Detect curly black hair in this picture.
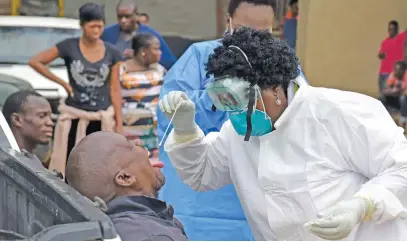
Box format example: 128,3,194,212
206,27,299,90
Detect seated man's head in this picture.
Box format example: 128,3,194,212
2,91,53,153
66,131,165,202
394,61,406,79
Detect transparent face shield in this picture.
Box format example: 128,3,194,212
207,75,260,141
207,45,254,112
206,76,255,112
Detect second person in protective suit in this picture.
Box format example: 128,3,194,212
159,27,407,240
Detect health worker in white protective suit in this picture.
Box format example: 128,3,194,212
158,27,407,241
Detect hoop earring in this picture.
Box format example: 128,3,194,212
276,96,282,106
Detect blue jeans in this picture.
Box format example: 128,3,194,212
381,95,407,122
378,73,390,96
400,96,407,122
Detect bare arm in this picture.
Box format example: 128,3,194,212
378,40,386,60
110,62,123,133
28,46,72,96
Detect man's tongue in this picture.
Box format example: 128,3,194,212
151,161,164,168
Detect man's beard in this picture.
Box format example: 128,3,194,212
120,22,136,34
153,175,166,198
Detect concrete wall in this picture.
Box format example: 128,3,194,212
63,0,116,23
64,0,219,39
297,0,407,97
0,0,10,15
137,0,218,39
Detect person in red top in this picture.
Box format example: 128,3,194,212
381,61,407,129
378,20,406,95
283,0,299,50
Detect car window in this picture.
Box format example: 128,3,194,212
0,125,9,147
0,82,20,108
0,111,19,151
0,26,81,66
0,75,34,108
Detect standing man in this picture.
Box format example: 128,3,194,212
283,0,298,50
156,0,307,240
378,20,406,96
2,91,54,168
138,13,149,25
101,0,176,70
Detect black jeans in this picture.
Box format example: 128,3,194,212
381,95,407,121
67,119,102,159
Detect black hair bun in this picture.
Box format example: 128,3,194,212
206,27,299,90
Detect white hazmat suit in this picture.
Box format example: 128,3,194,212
160,84,407,240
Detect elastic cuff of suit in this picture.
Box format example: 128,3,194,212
355,196,375,221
